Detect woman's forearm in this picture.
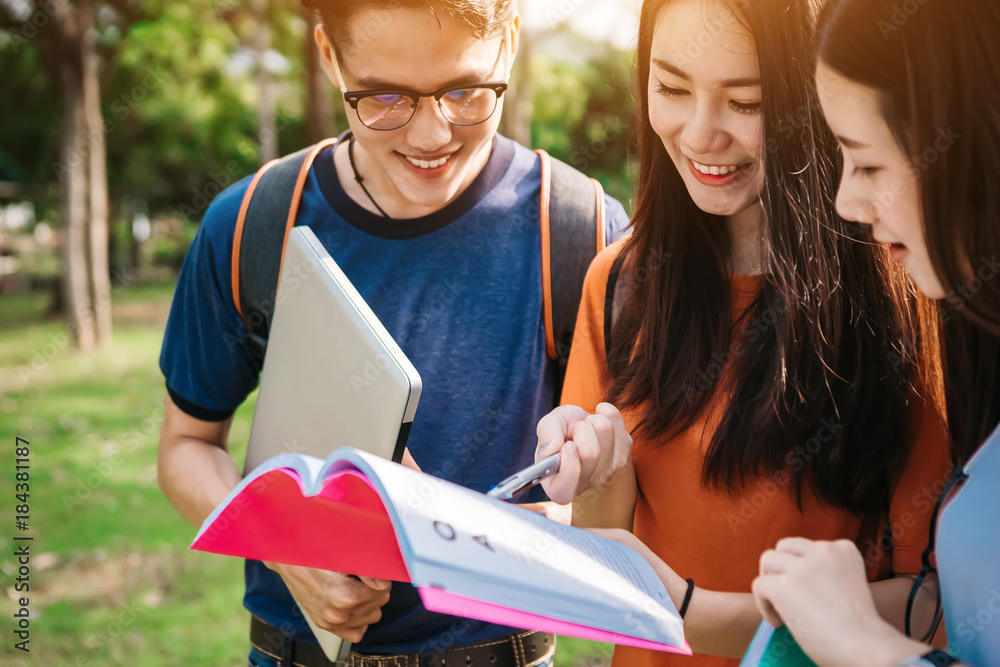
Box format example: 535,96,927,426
571,463,637,530
682,588,762,657
609,530,762,657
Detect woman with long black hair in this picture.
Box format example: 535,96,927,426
751,1,1000,665
532,0,952,665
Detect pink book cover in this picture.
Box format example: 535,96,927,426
191,450,690,655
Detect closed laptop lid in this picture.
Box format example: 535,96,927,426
243,226,421,474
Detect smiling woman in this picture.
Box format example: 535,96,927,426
646,1,764,236
747,2,1000,666
530,0,953,666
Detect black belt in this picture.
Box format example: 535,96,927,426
250,616,555,667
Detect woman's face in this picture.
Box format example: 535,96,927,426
816,62,947,299
647,0,765,219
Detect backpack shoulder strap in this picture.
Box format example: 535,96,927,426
231,139,337,353
536,148,607,402
604,252,627,365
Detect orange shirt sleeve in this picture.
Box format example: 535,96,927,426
559,241,625,411
885,396,953,576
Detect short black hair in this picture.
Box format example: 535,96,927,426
303,0,513,48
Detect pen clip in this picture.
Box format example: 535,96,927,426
486,453,561,501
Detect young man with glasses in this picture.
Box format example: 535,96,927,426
156,2,630,666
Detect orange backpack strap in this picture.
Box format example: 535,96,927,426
535,148,607,404
232,138,338,353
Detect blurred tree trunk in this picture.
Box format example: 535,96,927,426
302,4,336,143
1,0,141,349
82,0,112,345
254,0,278,163
50,0,99,350
58,46,97,350
501,28,533,147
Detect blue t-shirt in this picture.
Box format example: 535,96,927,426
159,134,630,654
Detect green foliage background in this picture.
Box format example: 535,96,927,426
0,2,637,664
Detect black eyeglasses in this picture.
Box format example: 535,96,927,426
905,465,968,642
342,82,509,132
331,37,509,132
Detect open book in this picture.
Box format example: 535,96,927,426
739,622,817,667
191,448,690,654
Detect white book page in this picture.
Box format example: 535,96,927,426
355,452,683,644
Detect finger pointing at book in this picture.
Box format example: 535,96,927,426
264,561,391,643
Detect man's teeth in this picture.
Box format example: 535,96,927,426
692,161,744,176
405,155,450,169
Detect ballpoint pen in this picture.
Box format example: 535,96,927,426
486,453,562,501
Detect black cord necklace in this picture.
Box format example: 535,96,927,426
348,136,390,218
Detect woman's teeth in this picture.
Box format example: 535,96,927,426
405,155,450,169
692,161,744,176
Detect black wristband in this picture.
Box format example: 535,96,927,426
678,578,695,619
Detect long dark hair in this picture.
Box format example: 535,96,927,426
608,0,941,512
818,0,1000,463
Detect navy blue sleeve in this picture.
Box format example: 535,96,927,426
603,193,632,245
159,174,264,422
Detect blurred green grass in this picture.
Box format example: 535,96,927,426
0,284,612,665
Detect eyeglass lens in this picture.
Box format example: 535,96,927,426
904,466,968,642
356,88,500,131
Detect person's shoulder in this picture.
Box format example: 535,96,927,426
582,238,629,298
505,138,630,223
196,173,256,245
593,238,628,273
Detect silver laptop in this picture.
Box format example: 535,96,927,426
244,225,421,472
243,226,421,661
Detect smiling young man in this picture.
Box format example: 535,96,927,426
156,1,629,666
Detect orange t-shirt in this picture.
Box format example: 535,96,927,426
561,241,952,667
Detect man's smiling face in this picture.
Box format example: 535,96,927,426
318,7,516,218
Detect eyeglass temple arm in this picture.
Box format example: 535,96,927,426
328,44,348,93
